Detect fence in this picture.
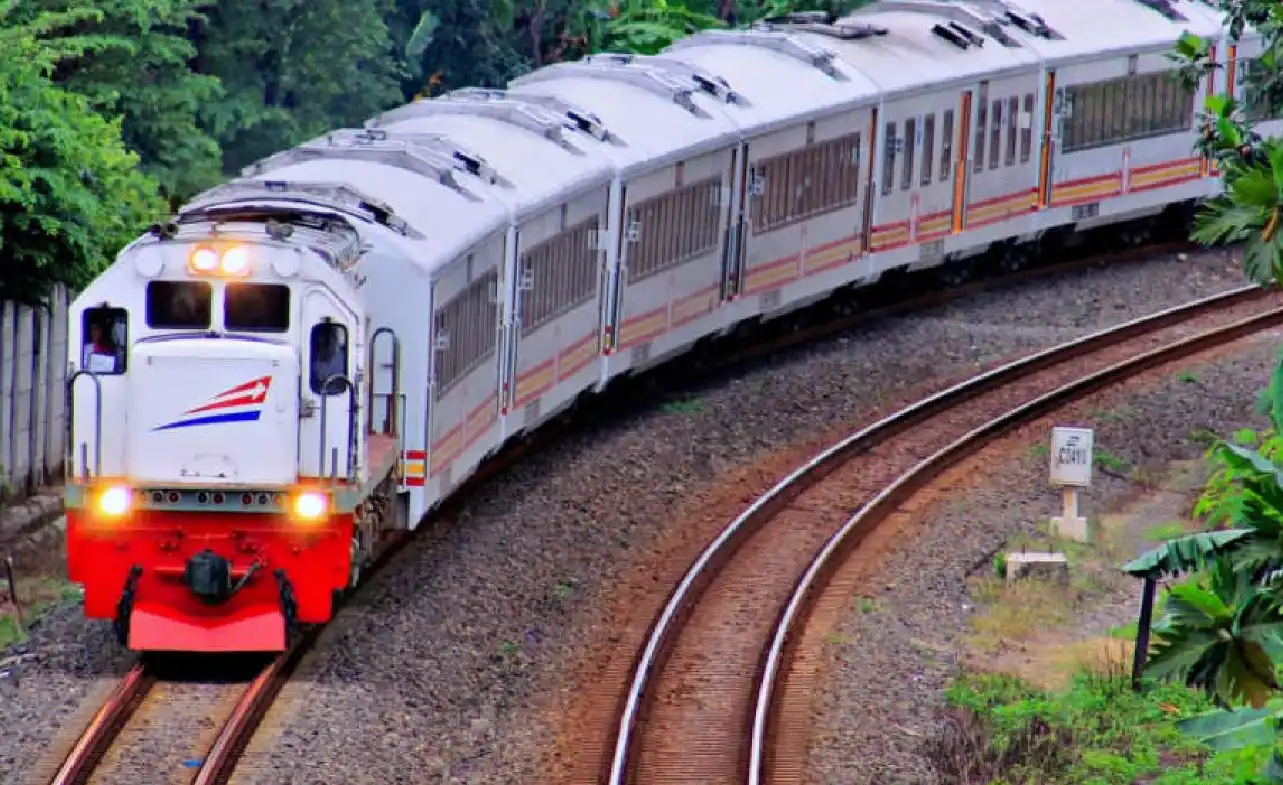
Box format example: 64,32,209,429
0,287,71,504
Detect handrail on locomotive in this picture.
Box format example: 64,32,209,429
66,370,104,482
316,373,359,484
367,327,402,438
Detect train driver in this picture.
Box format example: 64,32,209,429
82,320,118,374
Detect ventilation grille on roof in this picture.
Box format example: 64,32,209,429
1132,0,1188,21
757,11,889,39
1004,10,1063,40
932,21,985,49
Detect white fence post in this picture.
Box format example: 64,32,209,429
0,287,71,504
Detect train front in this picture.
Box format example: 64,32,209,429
65,220,361,653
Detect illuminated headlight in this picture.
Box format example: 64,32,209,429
188,245,253,277
219,247,251,275
293,492,328,521
97,486,132,517
190,247,219,273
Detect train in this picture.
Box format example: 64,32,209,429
63,0,1279,653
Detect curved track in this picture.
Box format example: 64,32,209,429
604,283,1283,785
43,638,308,785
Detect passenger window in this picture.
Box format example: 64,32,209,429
81,307,128,375
940,110,954,182
921,115,936,187
146,280,211,329
1005,96,1019,166
972,99,987,173
989,100,1002,171
901,117,917,191
881,122,897,196
226,283,290,332
1020,93,1035,163
309,322,349,396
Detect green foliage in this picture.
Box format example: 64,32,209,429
0,3,167,305
192,0,405,174
938,670,1272,783
1174,1,1283,285
7,0,224,202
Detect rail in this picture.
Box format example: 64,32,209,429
746,292,1283,782
606,282,1274,785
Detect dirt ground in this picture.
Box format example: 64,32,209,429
960,458,1207,689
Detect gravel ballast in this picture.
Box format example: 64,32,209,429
801,332,1282,785
0,247,1251,785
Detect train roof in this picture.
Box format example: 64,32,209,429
367,90,616,220
1002,0,1222,64
507,54,741,175
662,31,881,133
815,4,1042,94
222,155,509,276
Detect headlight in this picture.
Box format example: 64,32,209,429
293,492,328,520
97,486,131,517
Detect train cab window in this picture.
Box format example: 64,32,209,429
920,115,935,187
1020,94,1035,163
146,280,211,329
940,110,954,183
988,100,1003,171
309,322,349,395
81,307,127,374
901,118,917,192
881,122,897,196
225,283,290,332
1005,96,1019,167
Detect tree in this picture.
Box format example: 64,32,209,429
1123,361,1283,776
0,3,168,305
7,0,224,203
190,0,405,174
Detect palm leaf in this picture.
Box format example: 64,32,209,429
1122,530,1253,579
1176,703,1283,750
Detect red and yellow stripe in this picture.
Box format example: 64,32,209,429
402,449,425,488
617,305,668,349
558,332,599,381
803,235,860,275
1128,157,1201,194
743,255,800,295
671,285,718,329
1050,171,1123,208
965,188,1037,229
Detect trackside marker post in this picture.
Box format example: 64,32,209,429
1048,426,1093,543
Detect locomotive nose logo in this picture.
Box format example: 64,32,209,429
153,376,273,431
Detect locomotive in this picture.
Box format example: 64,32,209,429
63,0,1279,652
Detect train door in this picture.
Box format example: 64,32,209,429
961,77,1041,234
892,93,961,266
860,109,879,254
721,142,751,302
299,287,360,480
871,102,914,256
952,90,972,232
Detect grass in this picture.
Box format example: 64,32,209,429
1143,521,1190,541
932,665,1272,784
0,575,80,647
660,396,704,414
1176,370,1200,384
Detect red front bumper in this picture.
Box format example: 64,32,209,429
67,508,352,652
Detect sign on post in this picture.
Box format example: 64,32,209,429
1048,427,1093,542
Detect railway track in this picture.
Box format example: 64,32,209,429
41,637,308,785
603,283,1283,785
14,237,1213,785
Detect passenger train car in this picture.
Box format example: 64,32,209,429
63,0,1283,652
